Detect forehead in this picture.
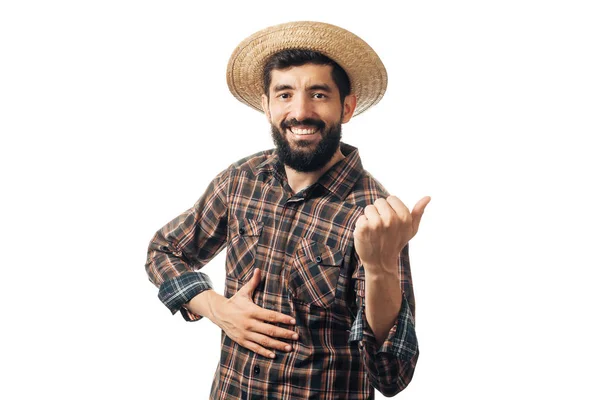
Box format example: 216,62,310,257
269,64,335,89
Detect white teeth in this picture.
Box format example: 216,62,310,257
289,127,317,135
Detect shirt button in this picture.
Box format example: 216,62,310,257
239,227,246,235
315,256,322,263
253,365,260,375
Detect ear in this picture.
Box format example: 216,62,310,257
341,93,357,124
261,94,272,122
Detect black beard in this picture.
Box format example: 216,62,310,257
270,119,342,173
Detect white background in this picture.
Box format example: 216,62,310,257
1,1,599,399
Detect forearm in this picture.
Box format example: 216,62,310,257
352,264,417,396
184,289,225,324
349,244,419,396
363,263,402,347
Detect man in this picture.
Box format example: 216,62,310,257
146,21,430,399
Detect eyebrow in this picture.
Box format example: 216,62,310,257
307,84,333,92
272,83,334,92
273,84,294,92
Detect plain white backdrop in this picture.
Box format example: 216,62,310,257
1,1,599,399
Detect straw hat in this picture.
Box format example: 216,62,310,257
226,21,387,116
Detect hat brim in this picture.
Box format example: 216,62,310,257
226,21,387,117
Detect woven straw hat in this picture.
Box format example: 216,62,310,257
226,21,387,116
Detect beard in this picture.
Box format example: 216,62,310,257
270,118,342,173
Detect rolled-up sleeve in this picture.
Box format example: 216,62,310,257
158,271,214,321
348,244,419,396
145,168,230,321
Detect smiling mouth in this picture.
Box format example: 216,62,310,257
287,126,319,136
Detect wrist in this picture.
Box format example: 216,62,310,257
186,289,222,322
206,291,226,325
362,261,399,280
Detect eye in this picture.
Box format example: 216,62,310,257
277,93,291,99
313,93,327,99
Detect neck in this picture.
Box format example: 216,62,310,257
284,147,345,194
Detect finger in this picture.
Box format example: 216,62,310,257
354,215,367,231
363,204,381,223
240,268,262,297
386,195,410,218
239,339,277,359
247,332,294,353
411,196,431,232
253,321,299,341
373,198,394,224
253,306,296,326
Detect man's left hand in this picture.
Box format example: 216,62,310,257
354,195,431,275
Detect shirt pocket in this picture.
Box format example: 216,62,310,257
226,217,263,282
288,238,343,309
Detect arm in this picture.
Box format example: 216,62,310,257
364,264,402,348
349,246,418,396
349,195,429,396
145,168,299,355
145,170,230,321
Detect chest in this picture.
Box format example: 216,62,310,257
224,179,362,316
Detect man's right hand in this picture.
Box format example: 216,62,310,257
186,268,298,359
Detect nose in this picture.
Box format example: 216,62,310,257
288,94,312,121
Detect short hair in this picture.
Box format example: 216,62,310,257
263,49,351,102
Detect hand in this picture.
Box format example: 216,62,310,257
212,269,298,359
354,195,431,274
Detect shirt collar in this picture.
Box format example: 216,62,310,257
316,142,364,200
255,142,365,201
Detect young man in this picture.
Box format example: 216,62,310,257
146,21,430,399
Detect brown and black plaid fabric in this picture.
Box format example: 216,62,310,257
146,142,418,399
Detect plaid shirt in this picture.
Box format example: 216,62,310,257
146,142,419,399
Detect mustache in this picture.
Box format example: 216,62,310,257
280,118,326,131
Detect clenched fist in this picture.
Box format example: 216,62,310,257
354,195,431,275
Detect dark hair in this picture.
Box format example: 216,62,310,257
263,49,351,102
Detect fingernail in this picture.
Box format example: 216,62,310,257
292,333,299,340
289,319,296,324
269,353,275,359
285,345,291,351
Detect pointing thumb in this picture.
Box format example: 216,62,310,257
411,196,431,232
